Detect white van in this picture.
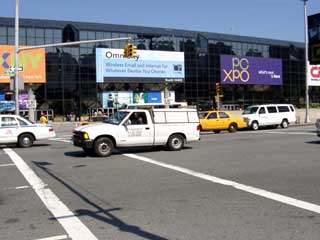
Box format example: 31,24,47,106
242,104,296,130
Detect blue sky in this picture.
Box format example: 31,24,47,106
1,0,319,42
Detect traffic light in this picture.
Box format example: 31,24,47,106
123,44,129,57
123,43,137,58
215,82,221,93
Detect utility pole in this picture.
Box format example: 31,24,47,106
14,0,19,115
302,0,310,123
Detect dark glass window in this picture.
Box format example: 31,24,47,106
278,106,289,112
267,106,278,113
259,107,266,114
0,27,6,35
219,112,229,118
208,112,217,119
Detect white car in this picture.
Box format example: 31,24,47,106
0,114,56,147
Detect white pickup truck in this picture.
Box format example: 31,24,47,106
73,108,200,157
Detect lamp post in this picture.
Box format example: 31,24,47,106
302,0,310,123
14,0,20,115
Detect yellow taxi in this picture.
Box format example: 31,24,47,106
199,110,247,133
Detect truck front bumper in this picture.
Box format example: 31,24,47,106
72,131,94,148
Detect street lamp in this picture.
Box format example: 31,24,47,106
302,0,310,123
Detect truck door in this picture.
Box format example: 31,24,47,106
118,111,153,146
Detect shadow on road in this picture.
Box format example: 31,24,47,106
305,140,320,145
32,161,169,240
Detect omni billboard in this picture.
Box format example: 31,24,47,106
96,48,185,83
308,63,320,86
220,55,282,85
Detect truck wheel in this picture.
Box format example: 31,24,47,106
281,119,288,128
251,121,259,131
18,133,34,148
228,123,237,133
94,137,114,157
167,134,184,151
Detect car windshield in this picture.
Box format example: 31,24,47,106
243,107,259,115
198,112,208,119
19,116,34,124
103,111,129,125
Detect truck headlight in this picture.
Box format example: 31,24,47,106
82,132,89,140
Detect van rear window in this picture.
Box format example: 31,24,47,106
278,106,290,112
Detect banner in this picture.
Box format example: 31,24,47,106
220,55,282,85
308,63,320,86
96,48,184,83
0,45,46,83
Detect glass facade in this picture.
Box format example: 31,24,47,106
1,17,319,115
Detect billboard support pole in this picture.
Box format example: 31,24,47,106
303,0,310,123
14,0,19,115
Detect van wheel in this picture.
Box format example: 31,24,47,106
281,119,289,128
228,123,237,133
18,133,34,148
251,121,259,131
213,130,221,134
94,137,114,157
167,134,184,151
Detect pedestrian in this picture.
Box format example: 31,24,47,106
40,112,47,124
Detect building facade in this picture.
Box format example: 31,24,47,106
1,17,318,115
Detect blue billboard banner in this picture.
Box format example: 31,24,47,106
0,92,4,101
220,55,283,85
96,49,185,83
0,101,15,112
147,91,162,103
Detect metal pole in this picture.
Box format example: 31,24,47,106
14,0,19,115
303,0,310,123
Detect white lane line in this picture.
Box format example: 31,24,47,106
3,185,30,191
34,234,69,240
264,131,315,135
0,163,15,167
49,138,72,143
4,148,98,240
124,153,320,215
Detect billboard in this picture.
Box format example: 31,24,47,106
0,45,46,84
96,48,185,83
308,63,320,86
101,91,175,108
220,55,282,85
308,13,320,64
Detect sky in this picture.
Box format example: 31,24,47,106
0,0,319,43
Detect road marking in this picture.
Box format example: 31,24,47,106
0,163,15,167
257,131,315,135
3,185,30,191
124,153,320,215
49,138,72,143
34,235,69,240
3,148,98,240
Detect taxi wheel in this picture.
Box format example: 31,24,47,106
228,123,237,133
167,134,184,151
18,133,34,148
94,137,114,157
213,130,221,134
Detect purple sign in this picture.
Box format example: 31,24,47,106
19,92,28,110
220,55,282,85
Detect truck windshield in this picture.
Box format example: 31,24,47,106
103,111,129,125
243,107,259,115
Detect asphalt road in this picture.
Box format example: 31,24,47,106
1,125,320,240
